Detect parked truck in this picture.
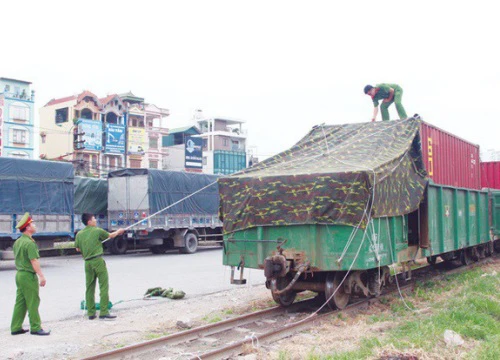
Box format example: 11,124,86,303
73,176,108,232
0,157,74,260
107,169,222,255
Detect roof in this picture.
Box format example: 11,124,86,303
0,77,32,85
198,118,245,125
45,95,77,107
168,126,200,134
119,91,144,103
99,94,117,105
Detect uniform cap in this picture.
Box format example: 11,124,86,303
16,212,33,230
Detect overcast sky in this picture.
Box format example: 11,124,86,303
2,0,499,160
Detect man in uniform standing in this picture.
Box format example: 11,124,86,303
75,213,124,320
364,83,408,121
10,212,51,336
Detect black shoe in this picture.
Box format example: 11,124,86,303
89,315,97,320
11,329,29,335
31,329,51,336
99,314,117,320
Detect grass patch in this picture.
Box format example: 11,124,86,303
202,314,223,323
314,265,500,359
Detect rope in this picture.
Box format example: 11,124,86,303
386,216,415,311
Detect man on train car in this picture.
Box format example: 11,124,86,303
10,212,51,336
364,83,408,122
75,214,125,320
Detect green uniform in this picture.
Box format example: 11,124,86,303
371,83,408,121
75,226,110,316
11,235,42,333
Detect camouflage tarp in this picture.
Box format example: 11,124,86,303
218,119,427,233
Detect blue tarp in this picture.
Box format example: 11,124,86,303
108,169,220,214
0,158,74,215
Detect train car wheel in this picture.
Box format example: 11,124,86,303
270,277,297,307
460,248,473,266
427,256,437,265
325,272,350,310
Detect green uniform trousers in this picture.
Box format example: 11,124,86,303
85,257,110,316
11,271,41,332
380,86,408,121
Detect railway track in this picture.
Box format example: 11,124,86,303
84,255,498,360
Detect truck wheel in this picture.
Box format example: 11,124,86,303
180,232,198,254
110,236,128,255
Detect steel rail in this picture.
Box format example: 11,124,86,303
82,298,316,360
85,254,499,360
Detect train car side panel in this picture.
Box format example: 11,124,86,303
224,216,409,272
423,184,489,257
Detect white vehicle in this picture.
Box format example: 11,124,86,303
107,169,222,255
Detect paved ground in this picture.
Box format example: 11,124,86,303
0,247,265,331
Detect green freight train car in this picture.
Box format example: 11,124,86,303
220,119,499,309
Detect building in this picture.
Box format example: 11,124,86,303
197,118,248,175
161,125,201,171
119,92,169,169
39,90,169,177
0,78,36,159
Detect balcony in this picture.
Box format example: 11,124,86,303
2,91,34,102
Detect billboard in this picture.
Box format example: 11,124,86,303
185,136,203,169
105,124,125,154
128,127,146,155
77,118,102,151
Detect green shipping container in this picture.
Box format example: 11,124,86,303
223,183,491,271
492,191,500,239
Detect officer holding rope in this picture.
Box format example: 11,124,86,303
75,214,125,320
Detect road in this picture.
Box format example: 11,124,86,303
0,247,265,330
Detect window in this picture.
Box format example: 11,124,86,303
91,155,98,171
149,137,158,149
4,85,10,92
203,139,208,149
149,160,158,169
55,107,69,124
130,159,141,168
12,129,28,144
10,105,30,121
203,156,207,165
223,138,228,146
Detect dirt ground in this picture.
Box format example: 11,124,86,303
2,260,498,360
1,284,271,360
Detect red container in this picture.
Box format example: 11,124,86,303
420,121,481,189
481,161,500,189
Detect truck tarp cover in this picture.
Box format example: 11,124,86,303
108,169,220,214
74,177,108,215
219,119,427,233
0,158,74,214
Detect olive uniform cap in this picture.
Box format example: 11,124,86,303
16,212,33,230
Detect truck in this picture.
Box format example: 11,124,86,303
107,169,222,255
0,157,74,260
73,176,108,232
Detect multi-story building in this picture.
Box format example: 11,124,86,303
39,90,169,177
0,78,36,159
197,118,248,175
119,92,169,169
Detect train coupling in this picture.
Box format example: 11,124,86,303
264,255,289,279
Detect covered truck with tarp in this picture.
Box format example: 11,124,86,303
73,177,108,232
0,157,74,259
220,119,494,309
107,169,222,255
